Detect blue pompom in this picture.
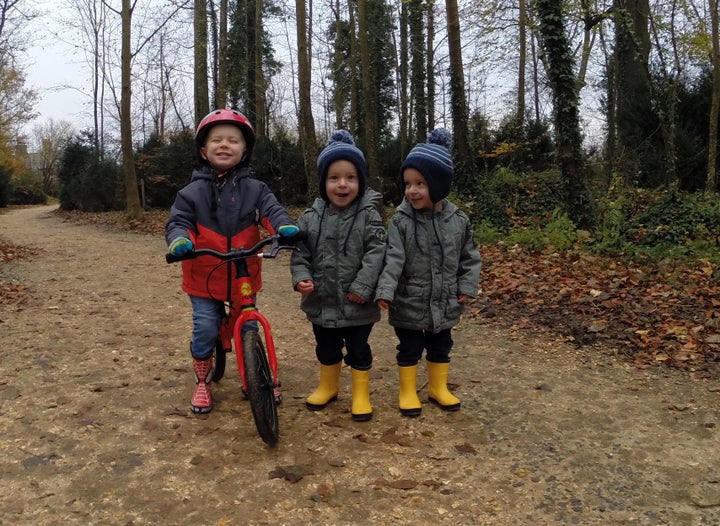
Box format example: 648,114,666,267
329,129,355,146
427,128,452,149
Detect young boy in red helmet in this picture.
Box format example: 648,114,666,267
166,109,298,414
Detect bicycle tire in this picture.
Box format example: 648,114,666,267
242,331,279,446
212,339,227,382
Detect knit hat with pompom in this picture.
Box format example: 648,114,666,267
401,128,454,203
316,130,367,202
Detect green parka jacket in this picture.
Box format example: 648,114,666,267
291,193,386,328
374,198,482,333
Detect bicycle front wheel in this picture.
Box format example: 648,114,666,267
242,331,279,446
212,339,227,382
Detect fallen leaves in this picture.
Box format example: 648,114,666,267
0,238,41,305
474,244,720,375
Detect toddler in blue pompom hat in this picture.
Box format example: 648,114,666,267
375,128,482,418
291,130,387,422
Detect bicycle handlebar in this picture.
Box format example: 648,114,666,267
165,232,307,264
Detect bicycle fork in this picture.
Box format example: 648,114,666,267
233,309,283,404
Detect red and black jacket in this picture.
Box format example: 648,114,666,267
165,165,294,302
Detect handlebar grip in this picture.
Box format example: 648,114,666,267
166,252,189,263
278,230,308,244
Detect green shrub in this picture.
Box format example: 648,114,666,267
9,169,47,205
625,190,720,247
0,164,11,207
57,133,124,212
136,131,195,209
507,227,547,252
474,219,504,245
468,167,568,231
543,208,576,250
504,209,577,253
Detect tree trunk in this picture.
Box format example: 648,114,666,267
194,0,210,124
409,0,426,143
357,0,381,193
348,1,358,135
254,0,266,138
426,1,435,131
332,0,343,129
534,0,592,228
709,0,720,192
613,0,653,183
604,31,617,183
398,1,409,159
216,0,228,109
246,0,257,126
296,0,319,199
517,0,526,124
121,0,142,219
445,0,473,191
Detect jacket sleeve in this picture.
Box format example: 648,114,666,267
374,215,406,303
289,212,314,289
255,181,295,233
457,218,482,298
348,209,387,301
165,187,197,245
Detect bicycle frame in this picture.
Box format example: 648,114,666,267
226,274,280,400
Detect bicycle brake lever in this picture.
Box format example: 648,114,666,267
264,244,298,258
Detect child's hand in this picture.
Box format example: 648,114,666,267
377,299,389,310
458,294,469,304
169,237,193,256
296,280,314,295
347,292,365,304
277,225,300,238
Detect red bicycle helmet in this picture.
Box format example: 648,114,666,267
195,109,256,165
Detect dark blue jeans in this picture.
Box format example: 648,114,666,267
312,324,374,371
394,327,453,366
189,295,257,359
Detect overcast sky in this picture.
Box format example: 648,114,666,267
22,1,91,136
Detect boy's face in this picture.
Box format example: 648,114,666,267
326,159,360,209
200,124,247,171
403,167,433,211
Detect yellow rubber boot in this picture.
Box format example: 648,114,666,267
350,368,373,421
398,365,422,417
306,362,342,410
426,361,461,411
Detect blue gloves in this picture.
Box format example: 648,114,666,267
169,237,193,256
277,225,299,238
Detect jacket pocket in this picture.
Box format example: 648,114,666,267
444,283,464,320
300,292,322,318
391,282,427,323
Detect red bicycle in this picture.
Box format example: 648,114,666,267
166,233,302,446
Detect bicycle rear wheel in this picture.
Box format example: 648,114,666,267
242,331,279,446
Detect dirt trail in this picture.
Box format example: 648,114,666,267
2,204,720,525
